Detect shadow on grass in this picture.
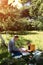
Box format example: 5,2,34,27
1,31,38,35
0,49,26,65
0,51,8,59
0,50,9,65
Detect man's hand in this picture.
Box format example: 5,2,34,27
19,48,29,52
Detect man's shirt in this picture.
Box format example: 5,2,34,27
8,38,19,52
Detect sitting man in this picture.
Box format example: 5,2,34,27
8,35,22,56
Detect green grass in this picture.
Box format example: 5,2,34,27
22,31,43,50
0,31,43,50
0,31,43,65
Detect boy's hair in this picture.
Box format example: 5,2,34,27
27,40,31,44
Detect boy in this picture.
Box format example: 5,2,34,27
27,41,35,52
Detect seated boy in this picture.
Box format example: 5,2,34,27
27,41,35,52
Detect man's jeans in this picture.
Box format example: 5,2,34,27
11,51,22,56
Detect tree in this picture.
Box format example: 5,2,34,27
0,0,43,31
19,0,29,4
29,0,43,18
0,34,7,48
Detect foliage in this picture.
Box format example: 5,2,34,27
19,0,29,4
0,0,43,31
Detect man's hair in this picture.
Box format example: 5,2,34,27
14,35,19,38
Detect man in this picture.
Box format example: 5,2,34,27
8,35,22,56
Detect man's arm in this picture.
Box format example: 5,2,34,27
8,41,14,52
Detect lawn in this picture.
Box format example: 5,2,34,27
0,31,43,50
0,31,43,65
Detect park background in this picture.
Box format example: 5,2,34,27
0,0,43,65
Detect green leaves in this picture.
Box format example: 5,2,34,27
0,0,43,31
19,0,29,4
